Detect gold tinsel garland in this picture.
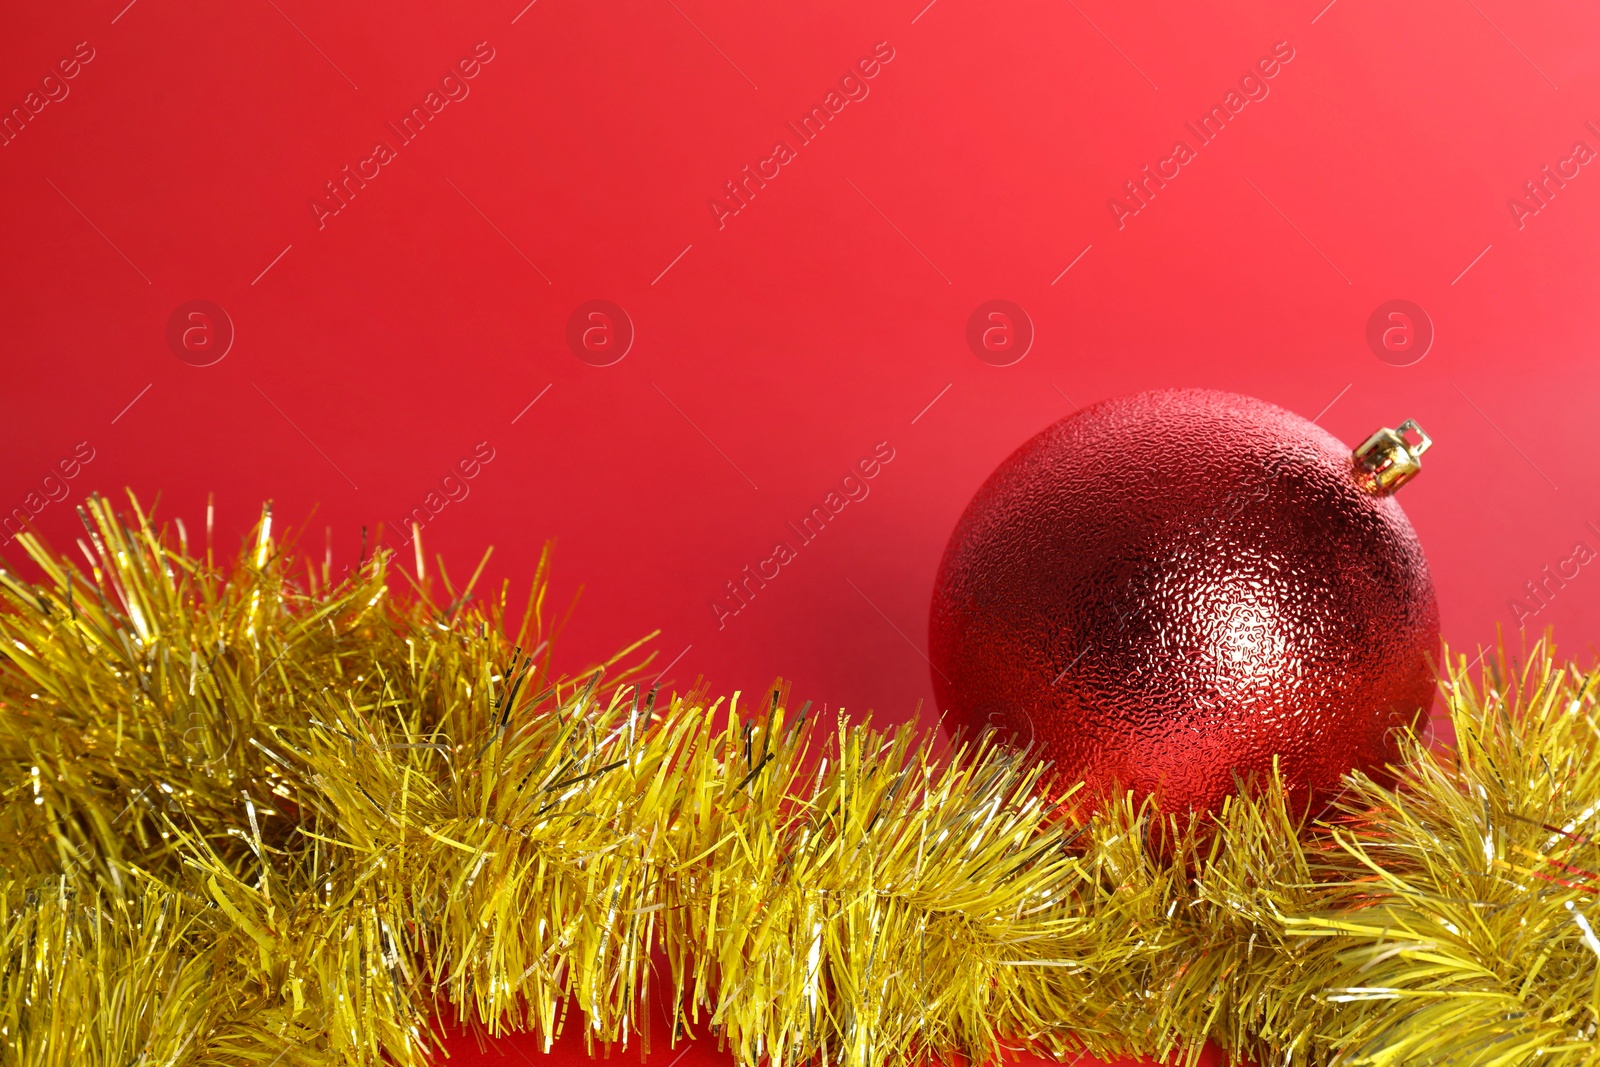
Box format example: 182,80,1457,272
2,495,1598,1067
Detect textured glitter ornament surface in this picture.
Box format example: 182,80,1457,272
929,389,1440,814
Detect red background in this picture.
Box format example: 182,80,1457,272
3,0,1599,1063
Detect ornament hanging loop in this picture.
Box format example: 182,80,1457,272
1353,419,1432,495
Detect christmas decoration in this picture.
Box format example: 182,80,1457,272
929,389,1440,815
3,494,1598,1067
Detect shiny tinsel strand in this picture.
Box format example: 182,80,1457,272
0,493,1596,1067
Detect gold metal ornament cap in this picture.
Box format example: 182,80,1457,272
1353,419,1432,495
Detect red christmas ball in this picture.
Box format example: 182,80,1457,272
929,389,1440,816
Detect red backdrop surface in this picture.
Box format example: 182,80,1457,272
3,0,1599,1064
